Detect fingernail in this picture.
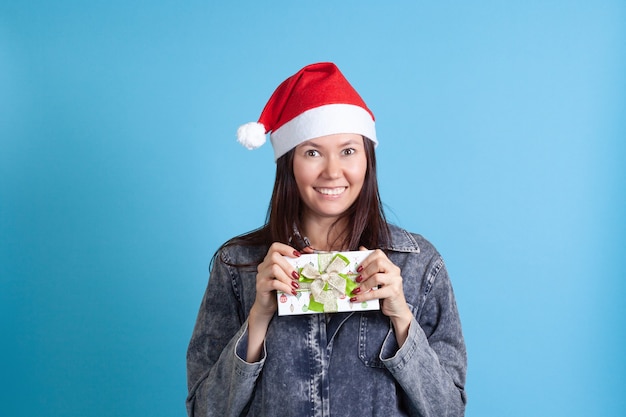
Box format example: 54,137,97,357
350,297,358,303
292,290,298,296
351,287,361,295
293,250,301,257
355,275,363,283
292,270,300,280
357,265,363,273
291,281,299,289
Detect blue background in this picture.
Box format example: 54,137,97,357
1,1,625,416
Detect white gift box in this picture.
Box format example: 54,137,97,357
277,250,379,316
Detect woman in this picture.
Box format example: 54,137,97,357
187,62,467,416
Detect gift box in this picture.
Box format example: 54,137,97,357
277,250,379,316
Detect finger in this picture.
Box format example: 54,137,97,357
301,246,316,254
270,275,299,296
350,285,382,303
266,251,302,283
258,243,303,295
268,241,303,259
355,251,386,286
361,249,397,276
257,260,298,295
268,242,303,275
355,246,374,279
261,243,301,277
352,272,383,295
257,264,297,296
355,251,401,293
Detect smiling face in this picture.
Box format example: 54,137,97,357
292,133,367,225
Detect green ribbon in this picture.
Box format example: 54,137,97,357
298,253,357,313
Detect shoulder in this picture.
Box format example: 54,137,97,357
384,223,440,259
384,224,449,308
212,225,272,268
216,239,268,267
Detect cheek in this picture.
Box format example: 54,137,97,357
292,160,306,186
347,160,367,184
293,166,315,190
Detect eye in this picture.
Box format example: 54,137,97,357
342,148,356,156
305,149,320,157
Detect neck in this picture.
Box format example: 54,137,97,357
301,216,348,252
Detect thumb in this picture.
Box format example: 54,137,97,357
358,246,369,251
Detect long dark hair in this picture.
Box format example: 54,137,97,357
220,136,390,262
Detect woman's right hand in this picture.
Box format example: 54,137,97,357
252,242,302,318
247,243,301,362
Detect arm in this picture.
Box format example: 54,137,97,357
381,259,467,417
245,243,301,362
186,243,301,416
186,251,263,417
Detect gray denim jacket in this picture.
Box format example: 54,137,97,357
187,224,467,416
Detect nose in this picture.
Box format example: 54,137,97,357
322,155,341,179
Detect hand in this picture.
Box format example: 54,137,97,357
349,247,413,345
247,242,301,362
252,242,302,318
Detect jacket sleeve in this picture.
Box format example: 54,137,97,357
186,251,265,417
380,257,467,417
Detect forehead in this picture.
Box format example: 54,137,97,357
297,133,364,148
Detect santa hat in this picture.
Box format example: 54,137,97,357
237,62,377,160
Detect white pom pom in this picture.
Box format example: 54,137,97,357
237,122,266,150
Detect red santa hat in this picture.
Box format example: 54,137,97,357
237,62,377,160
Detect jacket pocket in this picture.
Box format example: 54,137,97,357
357,312,389,368
357,304,418,368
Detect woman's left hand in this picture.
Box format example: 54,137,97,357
350,247,413,345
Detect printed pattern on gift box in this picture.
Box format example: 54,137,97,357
277,250,379,316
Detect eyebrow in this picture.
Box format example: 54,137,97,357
300,138,362,148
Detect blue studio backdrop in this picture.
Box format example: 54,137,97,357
1,1,625,416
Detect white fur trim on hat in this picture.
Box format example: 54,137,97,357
237,122,266,149
269,103,377,160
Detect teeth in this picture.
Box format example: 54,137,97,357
317,187,346,195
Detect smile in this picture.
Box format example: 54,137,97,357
315,187,346,196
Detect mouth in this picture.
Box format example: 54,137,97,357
315,187,346,196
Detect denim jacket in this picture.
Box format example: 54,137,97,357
186,224,467,416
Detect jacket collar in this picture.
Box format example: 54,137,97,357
382,224,421,253
289,222,420,254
